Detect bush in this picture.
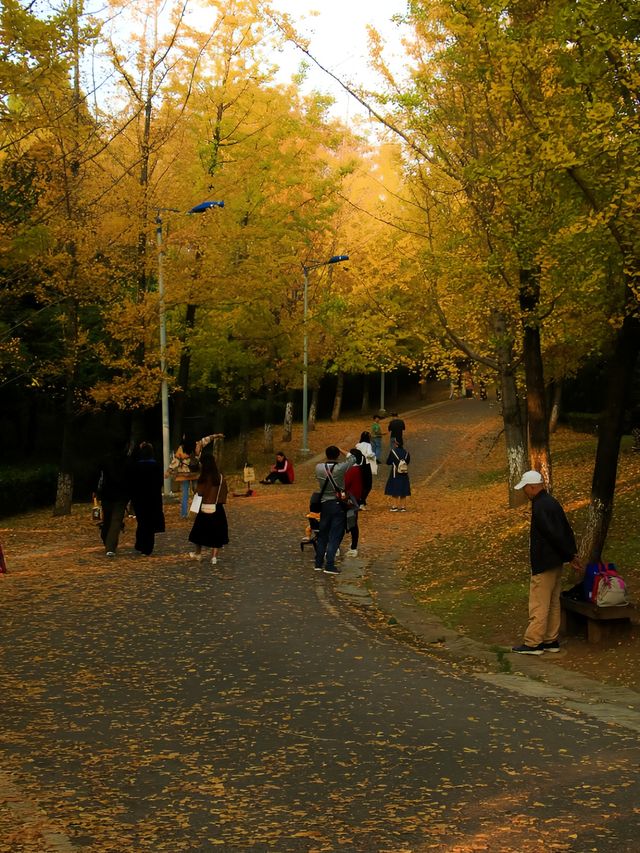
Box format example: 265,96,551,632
563,412,600,434
0,464,58,519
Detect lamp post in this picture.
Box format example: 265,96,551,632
157,200,224,495
301,254,349,455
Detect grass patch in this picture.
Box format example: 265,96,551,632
403,424,640,675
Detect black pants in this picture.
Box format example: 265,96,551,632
100,499,127,553
265,471,289,484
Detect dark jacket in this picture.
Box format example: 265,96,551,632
97,453,130,503
529,490,577,574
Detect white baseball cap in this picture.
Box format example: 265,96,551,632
514,470,544,489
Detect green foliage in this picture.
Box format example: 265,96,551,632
0,464,58,518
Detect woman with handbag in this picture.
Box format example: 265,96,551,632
384,438,411,512
188,455,229,565
168,432,224,518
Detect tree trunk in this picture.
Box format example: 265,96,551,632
331,372,344,422
235,380,251,468
309,388,318,431
53,298,79,516
171,303,197,446
282,401,293,442
53,383,75,516
263,387,274,454
361,375,370,412
492,311,528,507
580,314,640,562
519,268,551,486
548,382,562,434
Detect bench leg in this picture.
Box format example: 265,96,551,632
587,619,604,644
562,608,585,637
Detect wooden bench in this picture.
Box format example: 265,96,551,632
560,597,636,644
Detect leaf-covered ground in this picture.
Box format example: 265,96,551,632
3,394,639,693
1,393,640,851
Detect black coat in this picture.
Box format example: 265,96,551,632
128,459,165,533
529,490,577,574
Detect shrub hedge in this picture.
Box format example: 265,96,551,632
0,465,58,519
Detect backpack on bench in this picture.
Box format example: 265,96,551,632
584,562,629,607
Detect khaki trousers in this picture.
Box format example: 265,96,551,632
524,566,563,647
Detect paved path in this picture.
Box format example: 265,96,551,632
2,400,640,851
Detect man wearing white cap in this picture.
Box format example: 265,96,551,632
511,470,582,655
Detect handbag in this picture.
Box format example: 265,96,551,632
189,494,203,514
196,478,224,514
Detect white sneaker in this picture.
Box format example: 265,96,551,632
211,556,218,565
189,551,202,562
346,549,358,557
105,551,116,557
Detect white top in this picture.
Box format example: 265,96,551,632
355,441,377,475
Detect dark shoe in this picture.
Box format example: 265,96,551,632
323,566,340,575
511,644,544,655
314,565,324,572
540,640,560,653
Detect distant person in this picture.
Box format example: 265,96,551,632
188,454,229,565
314,446,355,575
387,412,406,450
463,370,475,398
385,438,411,512
370,414,383,463
96,440,131,557
128,442,165,556
260,452,294,485
511,470,582,655
354,432,376,508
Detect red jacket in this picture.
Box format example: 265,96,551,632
344,465,363,501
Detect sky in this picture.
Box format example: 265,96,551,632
267,0,411,122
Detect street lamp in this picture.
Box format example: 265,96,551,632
301,254,349,455
157,200,224,495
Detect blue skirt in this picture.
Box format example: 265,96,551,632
384,472,411,498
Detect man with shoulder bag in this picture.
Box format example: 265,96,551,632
313,446,355,575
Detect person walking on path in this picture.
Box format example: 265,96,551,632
511,470,582,655
344,452,363,557
387,412,406,453
314,446,355,575
355,431,376,508
188,455,229,565
96,441,131,557
259,452,294,484
384,439,411,512
128,442,165,556
370,414,383,463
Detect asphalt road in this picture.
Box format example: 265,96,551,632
2,401,640,852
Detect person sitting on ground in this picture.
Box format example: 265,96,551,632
260,452,294,484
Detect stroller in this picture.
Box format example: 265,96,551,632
300,497,320,555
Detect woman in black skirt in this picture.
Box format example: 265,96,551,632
188,455,229,565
